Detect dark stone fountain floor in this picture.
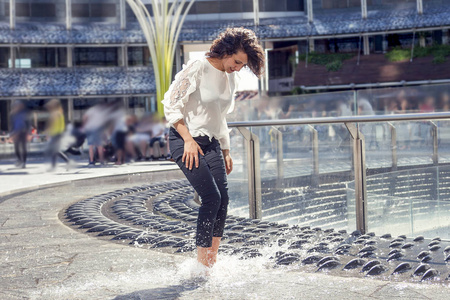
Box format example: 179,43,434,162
62,179,450,284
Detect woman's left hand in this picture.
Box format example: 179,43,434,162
222,149,233,175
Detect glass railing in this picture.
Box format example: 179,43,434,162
227,112,450,240
356,166,450,238
230,83,450,122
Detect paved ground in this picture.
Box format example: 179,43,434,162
0,158,449,300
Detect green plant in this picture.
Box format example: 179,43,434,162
385,47,410,62
386,44,450,64
297,52,355,71
413,46,429,58
432,55,446,64
326,60,343,72
126,0,195,117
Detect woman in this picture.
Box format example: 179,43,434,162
163,27,264,268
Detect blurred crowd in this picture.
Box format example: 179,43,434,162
230,89,450,157
2,89,450,169
3,99,170,170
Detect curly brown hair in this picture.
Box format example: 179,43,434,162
206,27,265,77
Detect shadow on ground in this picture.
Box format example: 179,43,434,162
112,279,204,300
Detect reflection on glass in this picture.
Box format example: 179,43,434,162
363,166,450,240
227,128,249,218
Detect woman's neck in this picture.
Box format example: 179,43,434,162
207,57,225,72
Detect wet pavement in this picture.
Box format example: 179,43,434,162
0,158,449,299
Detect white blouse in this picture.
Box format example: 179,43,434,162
162,57,236,150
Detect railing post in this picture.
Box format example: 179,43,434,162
238,127,262,219
345,122,368,234
388,122,397,171
431,121,438,165
308,125,319,188
271,126,284,187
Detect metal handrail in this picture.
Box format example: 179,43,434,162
228,112,450,128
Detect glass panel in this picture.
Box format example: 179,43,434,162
74,47,118,67
318,122,353,173
196,1,220,14
357,84,450,115
128,47,151,67
438,119,450,163
31,3,56,18
90,3,116,18
57,48,68,67
363,121,393,169
365,166,450,239
0,47,8,68
227,127,249,218
17,48,57,68
219,0,242,13
245,122,357,233
262,0,286,12
16,3,30,17
396,120,434,167
128,96,153,118
230,91,356,122
72,4,89,18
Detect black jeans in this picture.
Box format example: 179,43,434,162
169,128,229,248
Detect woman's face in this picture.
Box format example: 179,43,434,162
221,51,248,74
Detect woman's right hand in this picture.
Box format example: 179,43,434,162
182,138,204,170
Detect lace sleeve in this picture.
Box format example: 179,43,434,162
162,60,202,126
169,63,196,106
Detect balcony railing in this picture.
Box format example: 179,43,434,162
227,112,450,240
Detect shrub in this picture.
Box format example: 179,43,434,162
385,47,410,62
298,52,355,71
326,60,343,72
386,45,450,64
432,55,446,64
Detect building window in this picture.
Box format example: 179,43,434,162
14,48,62,68
128,47,151,67
31,3,56,18
90,3,116,18
185,0,303,15
261,0,287,12
72,2,116,18
58,48,68,67
322,0,372,9
219,0,243,13
9,58,30,68
74,47,119,67
16,3,30,17
72,4,90,18
0,48,9,68
196,1,220,14
5,2,56,18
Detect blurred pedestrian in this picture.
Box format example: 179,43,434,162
10,100,30,168
110,101,128,165
82,103,108,166
128,114,153,160
45,99,70,171
148,114,167,160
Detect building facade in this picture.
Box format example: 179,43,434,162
0,0,449,132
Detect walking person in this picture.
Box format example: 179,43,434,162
10,100,30,168
163,27,264,269
45,99,70,171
